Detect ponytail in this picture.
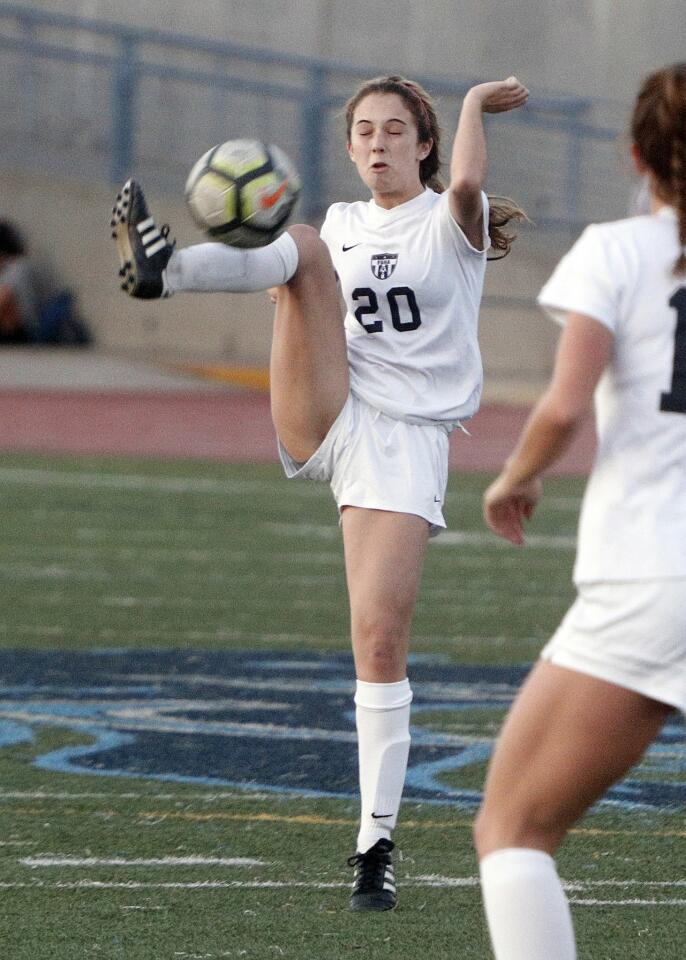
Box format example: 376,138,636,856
485,195,529,260
631,63,686,276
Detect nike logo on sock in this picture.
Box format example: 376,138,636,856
342,243,362,251
371,812,392,819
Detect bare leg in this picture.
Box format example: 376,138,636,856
474,662,672,959
269,225,350,463
342,507,430,858
342,507,430,682
474,661,672,857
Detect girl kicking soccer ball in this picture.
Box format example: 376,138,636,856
112,73,528,911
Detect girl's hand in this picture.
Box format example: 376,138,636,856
483,472,542,545
467,77,529,114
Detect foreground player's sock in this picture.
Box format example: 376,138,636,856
480,847,576,960
165,231,299,294
354,678,412,854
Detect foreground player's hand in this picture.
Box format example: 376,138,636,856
483,472,542,545
469,77,529,114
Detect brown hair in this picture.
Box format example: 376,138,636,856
631,63,686,275
0,220,25,257
344,75,527,259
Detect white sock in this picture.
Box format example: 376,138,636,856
165,231,299,293
480,848,576,960
354,678,412,854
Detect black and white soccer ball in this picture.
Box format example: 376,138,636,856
184,139,301,248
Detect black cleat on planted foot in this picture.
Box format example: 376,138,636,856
111,179,174,299
348,838,397,912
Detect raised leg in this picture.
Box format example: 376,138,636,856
113,182,350,463
269,225,350,462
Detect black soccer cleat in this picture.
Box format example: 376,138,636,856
348,838,397,912
111,179,174,299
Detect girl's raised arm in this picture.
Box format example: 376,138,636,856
449,76,529,246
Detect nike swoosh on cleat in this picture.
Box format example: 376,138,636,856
342,243,362,251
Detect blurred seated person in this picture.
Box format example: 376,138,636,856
0,219,91,345
0,219,41,342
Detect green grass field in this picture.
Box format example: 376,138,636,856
0,452,684,959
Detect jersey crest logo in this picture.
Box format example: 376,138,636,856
371,253,398,280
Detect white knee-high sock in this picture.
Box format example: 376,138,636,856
165,231,298,293
354,678,412,854
480,848,576,960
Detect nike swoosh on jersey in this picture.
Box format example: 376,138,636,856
342,243,362,251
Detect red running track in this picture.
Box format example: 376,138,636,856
0,390,595,475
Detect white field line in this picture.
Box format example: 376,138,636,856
570,899,686,906
0,563,111,581
443,491,581,513
13,865,686,891
0,790,274,801
0,544,342,566
21,856,267,869
0,706,489,747
0,707,360,743
121,905,166,911
435,531,576,550
0,698,290,715
0,468,581,518
112,673,516,702
0,468,325,499
268,522,576,550
1,876,686,906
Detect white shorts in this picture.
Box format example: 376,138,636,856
541,578,686,713
278,393,450,536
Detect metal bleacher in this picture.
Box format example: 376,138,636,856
0,3,628,232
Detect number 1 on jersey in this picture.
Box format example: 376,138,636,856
661,287,686,414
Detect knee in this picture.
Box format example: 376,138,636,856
286,224,333,274
354,617,408,680
473,799,565,859
473,807,498,859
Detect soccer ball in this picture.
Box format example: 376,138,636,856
184,139,300,248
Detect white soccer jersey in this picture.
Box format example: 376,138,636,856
538,206,686,584
320,188,490,425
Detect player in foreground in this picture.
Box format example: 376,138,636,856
112,74,528,911
476,62,686,958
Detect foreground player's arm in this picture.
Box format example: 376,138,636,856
449,77,529,247
483,313,613,544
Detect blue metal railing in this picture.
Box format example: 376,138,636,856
0,3,621,225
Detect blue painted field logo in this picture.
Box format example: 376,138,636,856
0,650,684,812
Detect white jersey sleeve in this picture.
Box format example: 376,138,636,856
537,224,629,332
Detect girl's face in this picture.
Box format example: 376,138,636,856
347,92,432,208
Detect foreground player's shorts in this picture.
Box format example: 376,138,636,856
278,392,450,536
541,578,686,713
